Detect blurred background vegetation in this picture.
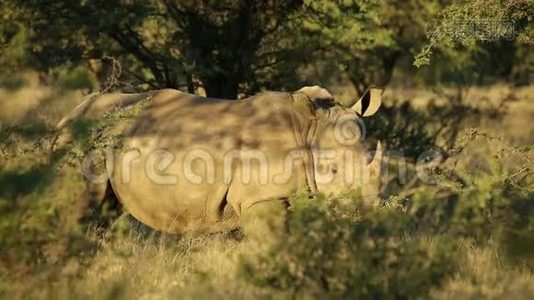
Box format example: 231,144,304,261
0,0,533,299
1,0,532,97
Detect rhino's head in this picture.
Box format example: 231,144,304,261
296,86,383,199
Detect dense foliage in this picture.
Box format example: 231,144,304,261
1,0,532,97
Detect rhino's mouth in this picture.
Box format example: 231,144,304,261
309,140,384,196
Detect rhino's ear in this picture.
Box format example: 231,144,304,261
351,87,382,117
297,85,334,107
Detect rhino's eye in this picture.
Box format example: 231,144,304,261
331,164,338,174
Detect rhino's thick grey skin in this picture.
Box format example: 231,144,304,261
59,86,382,235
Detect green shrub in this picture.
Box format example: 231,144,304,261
240,192,458,299
405,131,534,267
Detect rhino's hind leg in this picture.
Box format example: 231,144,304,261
241,199,289,242
78,180,122,229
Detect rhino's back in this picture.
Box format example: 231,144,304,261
110,89,304,234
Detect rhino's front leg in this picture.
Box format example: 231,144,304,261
241,198,289,241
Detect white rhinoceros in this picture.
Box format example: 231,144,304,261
58,86,383,235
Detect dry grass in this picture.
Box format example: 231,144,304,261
432,243,534,299
3,228,270,299
0,72,87,124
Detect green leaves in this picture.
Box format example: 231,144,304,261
240,193,458,298
414,0,534,68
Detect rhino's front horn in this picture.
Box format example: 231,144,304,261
369,141,383,178
351,87,383,117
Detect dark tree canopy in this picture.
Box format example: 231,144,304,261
1,0,532,98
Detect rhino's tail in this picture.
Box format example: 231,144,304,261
56,92,101,130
